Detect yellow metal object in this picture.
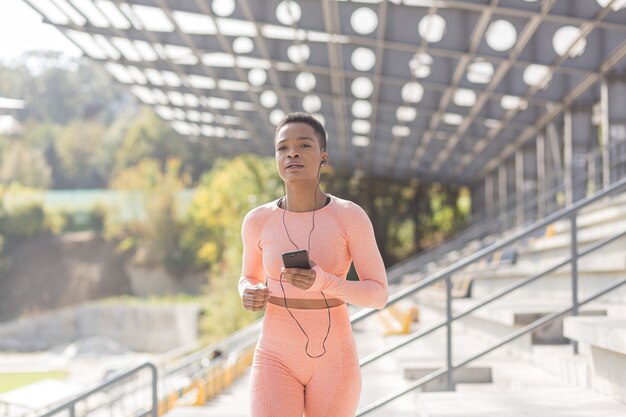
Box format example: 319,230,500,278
379,305,416,335
194,380,206,406
160,342,259,412
166,392,178,410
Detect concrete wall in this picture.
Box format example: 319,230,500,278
0,302,199,353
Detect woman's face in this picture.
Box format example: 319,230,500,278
275,122,328,183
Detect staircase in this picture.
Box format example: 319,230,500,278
32,177,626,417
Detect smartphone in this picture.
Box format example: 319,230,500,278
282,249,311,269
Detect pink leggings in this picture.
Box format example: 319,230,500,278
249,302,362,417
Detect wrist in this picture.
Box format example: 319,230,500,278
308,265,327,292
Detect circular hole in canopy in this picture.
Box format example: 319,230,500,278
351,47,376,71
302,95,322,113
233,37,254,54
295,72,316,92
409,52,433,78
352,119,371,135
401,82,424,103
396,106,417,122
351,77,374,99
276,1,301,25
485,20,517,52
270,109,285,126
248,68,267,86
418,14,446,43
553,26,586,57
287,44,310,64
352,100,373,118
212,0,235,17
350,7,378,35
260,90,278,108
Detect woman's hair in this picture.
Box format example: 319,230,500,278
275,112,327,151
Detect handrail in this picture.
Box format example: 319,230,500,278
30,147,626,417
356,275,626,415
386,140,626,286
354,175,626,415
358,227,626,367
37,362,158,417
350,175,626,325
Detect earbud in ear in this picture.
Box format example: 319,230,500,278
321,159,327,167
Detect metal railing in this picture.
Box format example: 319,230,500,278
36,363,158,417
388,138,626,288
354,175,626,416
30,142,626,417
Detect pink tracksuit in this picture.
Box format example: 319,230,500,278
239,194,388,417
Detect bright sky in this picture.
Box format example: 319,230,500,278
0,1,82,61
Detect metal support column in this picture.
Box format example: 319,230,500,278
470,179,486,223
570,214,579,355
522,143,538,225
485,173,495,220
607,76,626,186
445,274,453,391
498,163,507,232
564,109,574,206
547,120,563,213
600,77,610,189
571,106,594,202
537,131,546,219
515,149,524,228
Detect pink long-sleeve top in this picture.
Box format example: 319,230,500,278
238,194,388,309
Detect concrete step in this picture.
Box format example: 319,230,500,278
466,253,626,282
522,218,626,254
415,292,617,346
454,382,502,393
416,360,626,417
403,365,492,392
558,192,626,232
469,273,626,302
531,344,591,389
416,387,626,417
564,316,626,404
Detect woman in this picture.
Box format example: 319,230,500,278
238,112,388,417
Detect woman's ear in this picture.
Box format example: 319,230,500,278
321,151,329,166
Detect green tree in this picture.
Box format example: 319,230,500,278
55,120,107,188
185,154,282,271
324,174,471,266
0,52,132,125
185,154,282,339
109,158,192,274
0,141,51,188
114,107,189,174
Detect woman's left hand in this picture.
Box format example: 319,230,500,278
281,260,317,290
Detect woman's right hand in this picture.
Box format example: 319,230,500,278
241,283,270,312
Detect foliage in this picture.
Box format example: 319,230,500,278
0,53,477,344
113,108,190,175
182,155,282,341
0,141,51,188
47,205,107,234
184,154,282,271
324,174,471,266
0,184,46,242
198,268,261,345
54,120,108,188
109,158,193,275
0,52,131,125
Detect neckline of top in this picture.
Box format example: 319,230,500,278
274,193,334,214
